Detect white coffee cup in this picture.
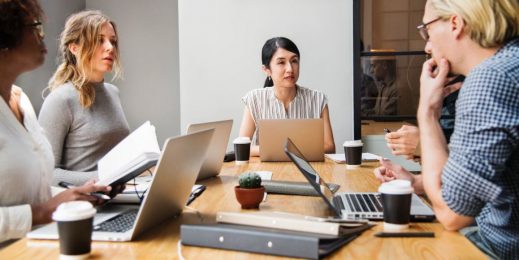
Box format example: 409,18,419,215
378,180,414,231
52,201,96,260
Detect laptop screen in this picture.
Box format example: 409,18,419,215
284,138,335,207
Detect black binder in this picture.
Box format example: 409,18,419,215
180,223,372,259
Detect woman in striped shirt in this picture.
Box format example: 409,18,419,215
239,37,335,156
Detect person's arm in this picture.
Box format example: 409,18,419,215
52,169,98,186
0,205,33,243
238,106,259,156
417,58,471,231
321,105,335,153
31,180,111,225
0,181,110,242
385,125,420,160
38,91,74,182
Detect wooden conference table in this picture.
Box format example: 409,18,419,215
0,158,485,259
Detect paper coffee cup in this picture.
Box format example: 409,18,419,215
378,180,414,231
343,140,363,169
53,201,96,259
233,137,251,165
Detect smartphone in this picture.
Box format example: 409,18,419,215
383,128,391,134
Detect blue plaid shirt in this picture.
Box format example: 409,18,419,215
442,38,519,259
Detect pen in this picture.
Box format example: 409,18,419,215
58,181,111,200
374,231,435,238
186,185,206,206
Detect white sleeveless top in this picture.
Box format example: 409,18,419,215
242,86,327,145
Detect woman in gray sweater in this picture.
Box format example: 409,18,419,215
39,10,130,186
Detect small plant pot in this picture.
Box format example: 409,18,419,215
234,185,265,209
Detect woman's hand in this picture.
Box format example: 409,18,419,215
31,180,111,225
385,125,420,160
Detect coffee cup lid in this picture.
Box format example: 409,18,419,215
233,136,251,144
343,140,363,147
52,201,96,222
378,180,414,194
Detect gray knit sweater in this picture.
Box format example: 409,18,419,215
38,82,130,186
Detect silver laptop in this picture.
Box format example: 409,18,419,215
259,119,324,162
187,119,232,180
284,138,435,221
27,129,214,242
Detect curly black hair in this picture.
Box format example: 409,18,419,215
0,0,43,50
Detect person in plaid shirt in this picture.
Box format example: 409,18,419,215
374,0,518,258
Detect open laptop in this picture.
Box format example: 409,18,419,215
187,119,233,180
259,119,324,162
284,138,435,221
28,129,214,242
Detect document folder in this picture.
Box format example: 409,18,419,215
181,223,371,259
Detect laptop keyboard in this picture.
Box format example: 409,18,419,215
337,193,383,213
93,209,139,233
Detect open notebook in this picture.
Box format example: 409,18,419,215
97,121,160,186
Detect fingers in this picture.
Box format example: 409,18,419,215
437,58,450,80
75,183,111,194
444,81,462,96
59,189,98,202
422,58,437,78
379,158,393,169
373,167,395,182
373,167,385,182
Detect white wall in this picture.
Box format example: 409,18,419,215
86,0,180,144
18,1,354,150
178,0,354,151
16,0,85,112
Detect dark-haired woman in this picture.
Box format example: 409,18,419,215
0,0,110,244
239,37,335,156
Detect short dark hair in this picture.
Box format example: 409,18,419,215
0,0,44,50
261,37,300,87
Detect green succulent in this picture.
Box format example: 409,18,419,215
238,172,262,189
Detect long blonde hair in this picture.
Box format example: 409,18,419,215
47,10,122,108
430,0,519,48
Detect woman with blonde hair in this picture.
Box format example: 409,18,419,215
0,0,111,244
39,10,130,186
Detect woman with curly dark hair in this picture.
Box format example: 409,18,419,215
0,0,111,245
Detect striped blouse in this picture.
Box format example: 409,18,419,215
241,86,327,145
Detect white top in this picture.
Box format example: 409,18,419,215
0,86,54,243
242,86,327,145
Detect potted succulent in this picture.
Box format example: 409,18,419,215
234,172,265,209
